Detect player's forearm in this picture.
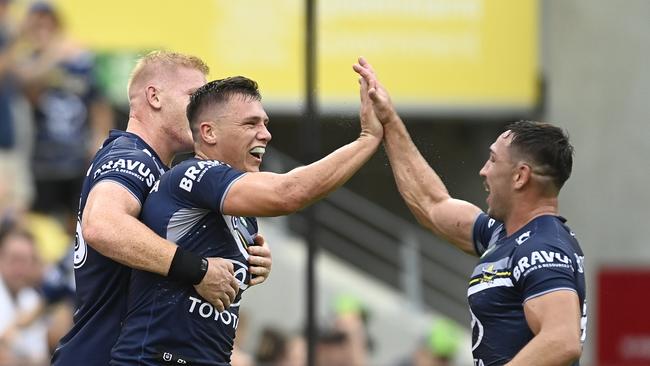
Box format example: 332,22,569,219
282,134,381,212
82,212,176,276
382,116,450,224
505,332,581,366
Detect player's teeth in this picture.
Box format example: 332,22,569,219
250,147,265,155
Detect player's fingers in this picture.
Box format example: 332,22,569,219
360,77,369,100
249,275,265,286
353,65,377,92
220,294,231,310
253,234,265,246
352,63,368,77
368,88,380,103
359,56,376,74
249,265,269,277
230,276,240,294
213,298,225,313
225,285,237,303
247,244,270,257
248,254,271,269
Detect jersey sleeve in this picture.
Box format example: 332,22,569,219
472,213,504,256
511,240,579,303
184,163,245,213
89,149,160,206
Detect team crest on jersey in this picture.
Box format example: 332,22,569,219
481,265,498,283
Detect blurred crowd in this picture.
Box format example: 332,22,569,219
232,295,462,366
0,0,111,364
0,1,463,365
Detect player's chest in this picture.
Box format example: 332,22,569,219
467,242,521,309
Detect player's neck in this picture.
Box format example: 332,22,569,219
126,118,174,166
194,145,222,163
504,197,558,236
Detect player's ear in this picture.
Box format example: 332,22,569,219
513,162,531,189
145,85,162,110
200,121,218,144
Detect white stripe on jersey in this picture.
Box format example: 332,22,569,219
467,278,514,297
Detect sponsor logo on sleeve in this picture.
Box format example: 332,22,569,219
93,158,157,187
179,160,225,192
513,250,573,281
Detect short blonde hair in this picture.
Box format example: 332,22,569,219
127,50,210,96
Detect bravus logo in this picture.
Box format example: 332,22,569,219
513,250,573,281
93,158,157,187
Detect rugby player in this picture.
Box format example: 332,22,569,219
110,73,383,365
354,58,586,366
52,52,272,365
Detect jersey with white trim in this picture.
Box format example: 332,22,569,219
52,130,167,366
468,213,586,366
111,157,255,366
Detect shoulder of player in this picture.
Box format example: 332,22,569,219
172,159,238,177
162,159,235,188
92,141,160,168
87,143,162,189
511,227,578,259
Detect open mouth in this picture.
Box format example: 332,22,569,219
249,146,266,161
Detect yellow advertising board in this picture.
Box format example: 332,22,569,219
50,0,537,114
318,0,539,112
53,0,304,108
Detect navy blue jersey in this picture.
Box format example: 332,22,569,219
468,214,587,366
52,130,167,365
41,249,76,304
111,158,256,366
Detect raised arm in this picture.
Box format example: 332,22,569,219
353,57,482,255
222,76,383,217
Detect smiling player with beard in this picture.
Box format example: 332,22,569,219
354,57,587,366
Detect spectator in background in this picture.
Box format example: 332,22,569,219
315,326,349,366
399,318,462,366
0,229,48,365
12,1,113,230
284,334,307,366
0,0,35,225
255,327,289,366
255,328,306,366
330,294,372,366
311,294,372,366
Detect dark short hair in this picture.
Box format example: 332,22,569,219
506,120,574,191
28,1,61,27
0,228,35,251
186,76,261,139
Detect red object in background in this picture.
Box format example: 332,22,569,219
598,268,650,366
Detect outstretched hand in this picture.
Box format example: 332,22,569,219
352,57,397,125
356,62,383,140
